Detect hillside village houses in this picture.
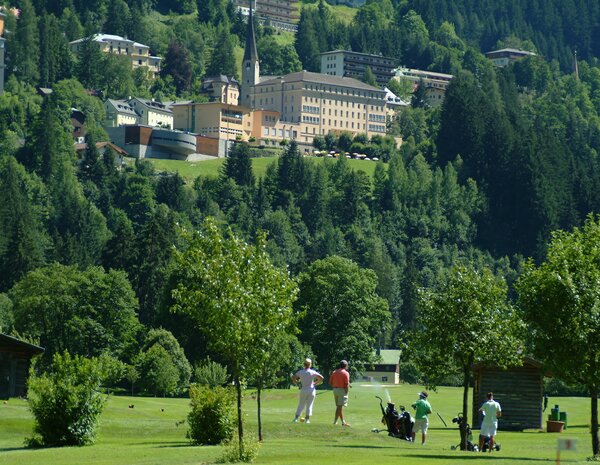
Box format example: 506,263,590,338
69,34,162,77
104,98,173,128
102,1,395,159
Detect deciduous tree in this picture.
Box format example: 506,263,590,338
295,255,391,378
516,215,600,457
414,264,524,450
171,218,298,457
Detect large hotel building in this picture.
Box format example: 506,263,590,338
238,1,388,151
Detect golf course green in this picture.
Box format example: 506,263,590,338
0,384,592,464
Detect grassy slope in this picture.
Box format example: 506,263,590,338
147,156,381,181
0,384,593,465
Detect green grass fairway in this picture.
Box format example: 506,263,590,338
0,384,593,464
147,156,381,182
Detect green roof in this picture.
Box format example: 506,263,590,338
377,349,401,365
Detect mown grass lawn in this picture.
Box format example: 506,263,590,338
147,156,381,182
0,384,593,464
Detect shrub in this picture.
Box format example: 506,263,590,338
544,377,587,396
187,384,235,445
217,434,261,463
27,352,106,447
138,344,179,397
194,357,229,387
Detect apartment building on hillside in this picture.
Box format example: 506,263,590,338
485,48,536,68
320,50,397,86
70,34,161,77
392,67,453,107
232,0,299,32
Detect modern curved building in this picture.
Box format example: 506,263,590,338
151,129,197,159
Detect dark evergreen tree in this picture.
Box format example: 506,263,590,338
0,157,49,292
76,36,105,90
294,9,320,72
155,172,193,213
9,0,40,85
161,41,193,95
206,27,237,78
198,0,227,26
38,13,74,88
104,0,131,37
221,142,255,187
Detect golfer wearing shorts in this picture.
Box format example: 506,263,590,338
479,392,502,452
411,391,432,445
329,360,350,426
291,358,323,424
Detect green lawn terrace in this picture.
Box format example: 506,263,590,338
0,384,593,465
145,155,381,182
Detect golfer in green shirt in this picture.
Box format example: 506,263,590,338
411,391,432,445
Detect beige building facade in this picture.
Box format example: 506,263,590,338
251,71,387,148
200,76,240,105
70,34,161,77
172,102,253,143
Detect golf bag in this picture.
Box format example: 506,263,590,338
450,413,478,451
481,434,501,452
374,396,413,440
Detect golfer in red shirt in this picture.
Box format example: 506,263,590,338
329,360,350,426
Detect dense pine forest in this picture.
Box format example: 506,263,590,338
2,0,600,392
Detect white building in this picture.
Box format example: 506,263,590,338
70,34,162,77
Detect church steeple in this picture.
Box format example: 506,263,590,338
241,0,259,107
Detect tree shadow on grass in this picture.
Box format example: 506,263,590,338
329,444,399,450
410,454,551,461
0,446,29,452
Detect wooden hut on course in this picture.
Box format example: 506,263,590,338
0,333,44,398
472,357,545,431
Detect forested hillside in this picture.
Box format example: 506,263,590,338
2,0,600,391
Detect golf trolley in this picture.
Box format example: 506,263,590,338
450,413,500,452
372,396,413,441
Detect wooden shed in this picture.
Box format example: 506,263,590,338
472,357,545,431
362,349,401,384
0,333,44,399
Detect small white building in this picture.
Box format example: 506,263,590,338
104,99,139,127
127,97,173,129
69,34,162,76
362,350,401,384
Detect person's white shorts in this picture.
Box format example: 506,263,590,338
413,418,429,434
480,422,498,437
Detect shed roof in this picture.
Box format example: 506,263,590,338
0,333,44,354
377,349,401,364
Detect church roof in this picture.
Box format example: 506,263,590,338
243,0,258,63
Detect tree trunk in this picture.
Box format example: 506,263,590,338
592,387,599,457
460,367,470,450
460,357,473,451
236,375,244,459
257,384,263,441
